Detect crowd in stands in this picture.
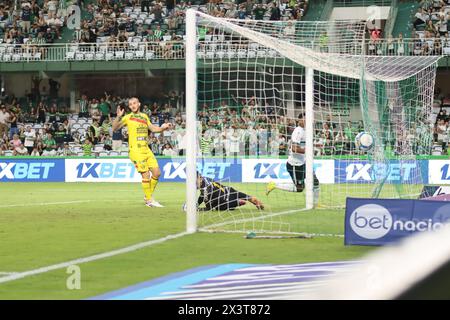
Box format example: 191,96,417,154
432,87,450,155
405,0,450,55
0,0,76,45
0,80,372,158
73,0,309,45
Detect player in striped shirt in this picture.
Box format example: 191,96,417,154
196,173,264,211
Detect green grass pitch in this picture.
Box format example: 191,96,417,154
0,182,374,299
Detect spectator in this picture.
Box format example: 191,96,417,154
141,0,150,13
48,78,60,101
8,109,18,139
31,146,41,156
21,3,32,34
254,4,266,20
269,2,281,21
9,133,22,150
413,8,428,29
23,126,36,154
112,127,123,151
14,144,29,156
42,133,57,156
82,137,93,156
0,104,9,138
162,143,177,156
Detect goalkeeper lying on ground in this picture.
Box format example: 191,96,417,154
195,173,264,211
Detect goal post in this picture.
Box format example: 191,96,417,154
185,9,198,234
184,9,441,236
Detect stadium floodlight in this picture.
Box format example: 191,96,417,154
185,9,442,236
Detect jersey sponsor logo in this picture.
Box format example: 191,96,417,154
0,160,64,181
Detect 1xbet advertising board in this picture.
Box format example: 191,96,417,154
65,158,242,182
335,160,428,184
428,160,450,185
0,159,65,182
345,197,450,246
241,159,335,184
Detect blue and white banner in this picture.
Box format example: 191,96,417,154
65,158,242,182
241,159,334,184
428,160,450,185
336,160,428,184
0,159,65,182
345,197,450,246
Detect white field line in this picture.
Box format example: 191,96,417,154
0,199,137,208
0,272,18,276
0,232,189,284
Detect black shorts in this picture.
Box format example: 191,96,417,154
287,162,319,187
215,187,251,211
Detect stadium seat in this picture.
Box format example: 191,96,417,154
226,50,236,59
66,51,75,60
115,51,125,59
120,151,129,156
163,35,172,42
98,151,108,157
257,50,267,58
84,53,94,60
125,51,134,60
95,52,105,60
105,52,114,61
145,51,155,60
72,123,81,130
249,43,259,51
12,54,21,62
267,49,278,58
135,50,145,59
75,52,85,61
216,51,225,59
4,150,13,156
239,50,249,58
109,151,119,156
206,51,214,59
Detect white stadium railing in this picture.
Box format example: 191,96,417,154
0,38,448,63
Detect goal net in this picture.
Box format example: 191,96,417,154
184,10,441,237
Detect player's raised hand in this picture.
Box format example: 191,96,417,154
116,105,125,118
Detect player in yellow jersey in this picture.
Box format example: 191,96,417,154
112,97,172,207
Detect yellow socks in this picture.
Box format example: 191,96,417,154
142,179,152,200
148,176,159,200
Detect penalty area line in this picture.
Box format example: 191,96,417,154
0,232,189,285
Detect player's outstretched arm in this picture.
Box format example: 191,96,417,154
112,106,125,131
148,122,173,133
